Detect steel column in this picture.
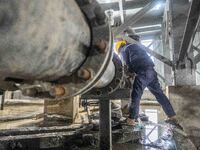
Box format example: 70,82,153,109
178,0,200,63
99,98,112,150
118,0,125,24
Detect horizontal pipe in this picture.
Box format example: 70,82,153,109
95,60,116,88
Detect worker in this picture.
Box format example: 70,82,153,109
115,27,181,128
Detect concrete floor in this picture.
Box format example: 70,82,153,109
0,99,198,150
0,100,44,129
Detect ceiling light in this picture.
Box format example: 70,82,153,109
154,3,162,10
96,0,119,4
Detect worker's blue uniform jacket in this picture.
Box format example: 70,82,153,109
119,43,176,120
120,43,154,73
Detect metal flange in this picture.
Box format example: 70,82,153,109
83,54,124,98
20,0,113,100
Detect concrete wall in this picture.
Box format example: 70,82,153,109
166,86,200,148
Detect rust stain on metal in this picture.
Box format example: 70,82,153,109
77,69,91,81
96,39,107,53
50,86,66,97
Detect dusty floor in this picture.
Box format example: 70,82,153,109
0,100,44,129
0,100,198,150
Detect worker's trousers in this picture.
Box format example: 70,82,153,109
129,68,176,120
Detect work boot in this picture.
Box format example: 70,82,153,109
165,118,183,130
127,118,136,126
126,118,144,132
119,118,137,125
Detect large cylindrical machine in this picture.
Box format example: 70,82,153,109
0,0,90,81
0,0,123,99
0,0,91,81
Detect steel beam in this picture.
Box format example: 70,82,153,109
194,53,200,64
137,30,161,37
113,15,163,32
147,40,156,48
192,45,200,53
196,70,200,75
99,98,112,150
178,0,200,63
134,25,162,33
123,36,173,67
146,46,173,67
114,0,165,36
100,0,148,11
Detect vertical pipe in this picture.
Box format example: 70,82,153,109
99,98,112,150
